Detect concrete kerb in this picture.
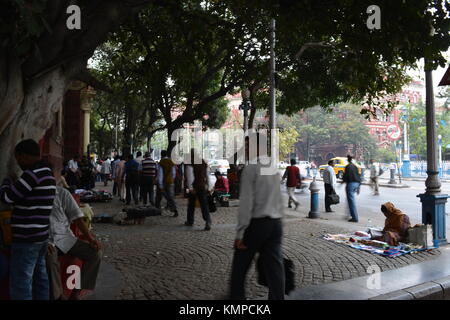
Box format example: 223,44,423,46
369,279,450,300
304,177,410,188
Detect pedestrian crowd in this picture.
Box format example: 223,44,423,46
0,138,391,301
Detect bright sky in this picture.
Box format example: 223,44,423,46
408,50,450,103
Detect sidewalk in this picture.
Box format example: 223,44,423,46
289,244,450,300
85,182,443,300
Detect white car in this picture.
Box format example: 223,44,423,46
209,159,230,175
278,161,288,169
295,161,310,174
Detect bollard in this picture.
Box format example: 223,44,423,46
308,177,320,219
388,169,397,184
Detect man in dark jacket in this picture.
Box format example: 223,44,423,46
342,155,361,222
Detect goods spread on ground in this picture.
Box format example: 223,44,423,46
75,189,113,203
323,231,432,258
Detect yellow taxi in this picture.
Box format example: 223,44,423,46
319,157,362,179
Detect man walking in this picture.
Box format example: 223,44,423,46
100,157,111,187
0,139,56,300
323,159,337,212
125,154,140,205
140,151,157,206
229,142,285,300
369,159,381,196
157,150,179,217
342,155,361,223
281,159,301,209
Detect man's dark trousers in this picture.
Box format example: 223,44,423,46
186,190,211,225
141,176,155,205
230,218,285,300
324,183,334,211
126,176,139,205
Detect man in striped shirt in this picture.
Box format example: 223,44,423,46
0,139,56,300
139,151,157,206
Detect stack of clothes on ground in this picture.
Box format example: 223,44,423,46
76,189,113,203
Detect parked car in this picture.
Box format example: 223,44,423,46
209,159,230,175
319,157,362,179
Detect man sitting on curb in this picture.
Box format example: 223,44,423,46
47,186,102,300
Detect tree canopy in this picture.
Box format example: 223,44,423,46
0,0,449,177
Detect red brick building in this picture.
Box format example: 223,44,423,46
39,82,94,178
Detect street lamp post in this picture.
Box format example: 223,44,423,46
239,88,251,165
438,134,443,178
401,106,411,178
239,88,251,134
417,64,448,247
397,141,403,184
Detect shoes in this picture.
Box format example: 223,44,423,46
288,205,292,208
184,222,193,226
204,224,211,231
173,211,179,218
294,203,299,210
348,219,358,223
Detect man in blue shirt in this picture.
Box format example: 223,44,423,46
125,154,140,205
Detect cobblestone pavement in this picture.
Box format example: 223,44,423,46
87,185,440,300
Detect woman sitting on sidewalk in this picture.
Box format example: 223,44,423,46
373,202,411,246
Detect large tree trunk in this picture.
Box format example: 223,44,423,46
0,61,81,179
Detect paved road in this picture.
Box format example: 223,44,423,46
285,178,450,235
87,182,441,300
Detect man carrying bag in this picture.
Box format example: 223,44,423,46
323,159,339,212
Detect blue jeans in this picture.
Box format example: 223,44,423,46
346,182,360,221
10,241,49,300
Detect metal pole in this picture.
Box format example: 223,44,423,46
417,63,447,248
269,18,276,158
424,68,441,194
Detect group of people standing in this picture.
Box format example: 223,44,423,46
110,149,231,231
63,155,112,191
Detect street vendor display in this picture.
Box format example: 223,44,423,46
76,189,113,203
324,231,431,258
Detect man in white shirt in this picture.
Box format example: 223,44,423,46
229,151,285,300
323,159,337,212
46,187,101,300
67,154,80,187
100,157,112,186
369,159,381,195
